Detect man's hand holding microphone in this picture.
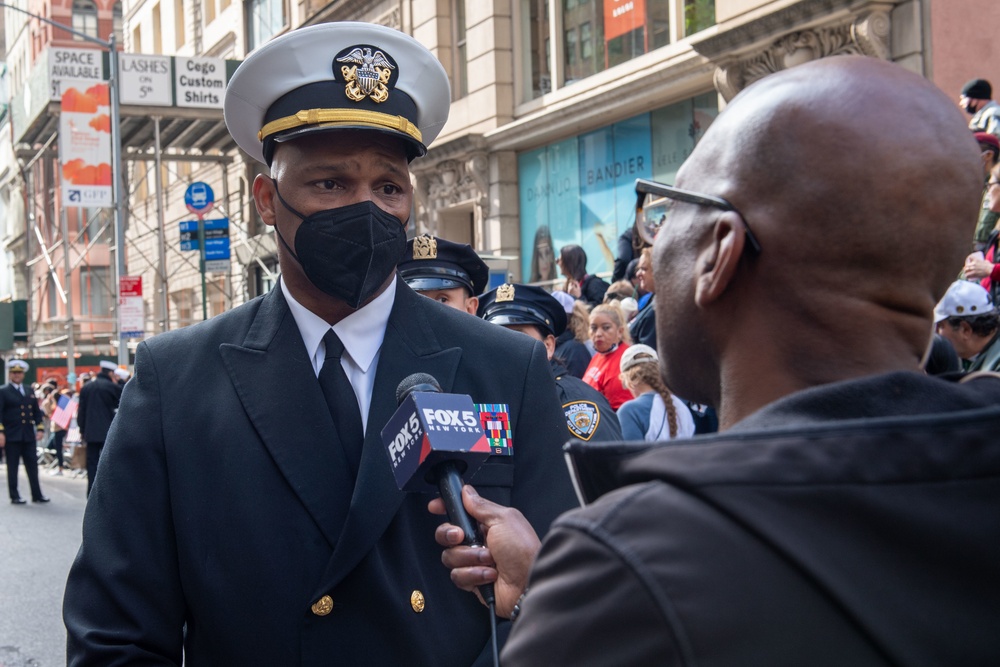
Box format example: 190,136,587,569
428,485,541,619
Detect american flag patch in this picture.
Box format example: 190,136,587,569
475,403,512,456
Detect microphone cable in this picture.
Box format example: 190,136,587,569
488,600,499,667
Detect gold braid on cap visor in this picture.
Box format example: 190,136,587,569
258,108,423,144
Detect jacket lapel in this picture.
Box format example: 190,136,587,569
219,287,354,549
314,282,463,592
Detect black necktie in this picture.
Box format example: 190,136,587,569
319,330,364,475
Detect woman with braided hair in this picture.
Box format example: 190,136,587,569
617,344,695,441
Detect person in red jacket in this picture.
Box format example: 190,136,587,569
582,302,632,409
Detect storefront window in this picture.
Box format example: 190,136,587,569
518,93,718,282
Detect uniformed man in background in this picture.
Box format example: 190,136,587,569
479,283,621,445
0,359,48,504
398,234,488,314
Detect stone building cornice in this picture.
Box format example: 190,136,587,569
692,0,896,101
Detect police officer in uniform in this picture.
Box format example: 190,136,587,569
398,234,488,314
479,284,622,444
77,359,123,497
0,359,49,504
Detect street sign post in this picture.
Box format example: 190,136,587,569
184,182,215,320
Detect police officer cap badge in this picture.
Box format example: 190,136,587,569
399,235,489,295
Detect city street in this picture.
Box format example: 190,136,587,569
0,464,88,667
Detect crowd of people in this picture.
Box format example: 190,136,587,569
33,17,997,667
1,360,128,503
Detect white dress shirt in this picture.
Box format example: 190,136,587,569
280,276,396,433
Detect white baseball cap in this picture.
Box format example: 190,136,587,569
619,344,659,373
934,280,995,323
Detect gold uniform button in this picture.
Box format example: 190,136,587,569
311,595,333,616
410,590,425,613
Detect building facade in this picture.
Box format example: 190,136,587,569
2,0,998,372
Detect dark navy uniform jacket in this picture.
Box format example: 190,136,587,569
77,373,123,443
65,281,578,666
0,383,44,442
551,359,621,444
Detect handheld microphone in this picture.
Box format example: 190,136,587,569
382,373,496,604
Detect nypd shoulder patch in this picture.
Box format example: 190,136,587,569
563,400,600,441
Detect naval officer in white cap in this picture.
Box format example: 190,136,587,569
1,359,48,504
65,21,577,666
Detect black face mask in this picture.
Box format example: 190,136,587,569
272,184,407,309
964,102,978,115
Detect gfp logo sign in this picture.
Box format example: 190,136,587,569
185,182,215,215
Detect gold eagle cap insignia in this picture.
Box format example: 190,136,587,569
336,46,394,103
412,235,437,260
497,284,515,302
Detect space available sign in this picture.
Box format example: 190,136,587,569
59,79,113,207
174,57,226,109
119,54,173,106
49,48,105,101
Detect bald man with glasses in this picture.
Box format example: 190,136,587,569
433,56,1000,666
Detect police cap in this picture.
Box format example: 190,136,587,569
225,22,451,165
478,283,567,338
399,235,489,296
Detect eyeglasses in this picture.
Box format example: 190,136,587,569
634,178,763,256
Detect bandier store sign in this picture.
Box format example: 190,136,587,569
174,57,226,109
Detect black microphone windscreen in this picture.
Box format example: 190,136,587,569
395,373,442,405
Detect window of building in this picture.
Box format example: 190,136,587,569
68,208,109,244
80,266,112,317
175,0,186,47
451,0,468,100
519,0,714,100
132,25,142,52
684,0,715,36
48,277,60,319
204,0,216,25
247,0,287,51
170,289,194,327
72,0,99,40
209,278,227,317
519,0,551,99
564,27,577,68
152,3,162,53
113,2,123,44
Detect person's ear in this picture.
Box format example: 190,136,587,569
694,211,747,307
464,295,479,315
543,334,557,360
252,174,278,228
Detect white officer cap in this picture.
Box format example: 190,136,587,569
225,22,451,165
99,360,118,371
7,359,29,372
934,280,995,323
